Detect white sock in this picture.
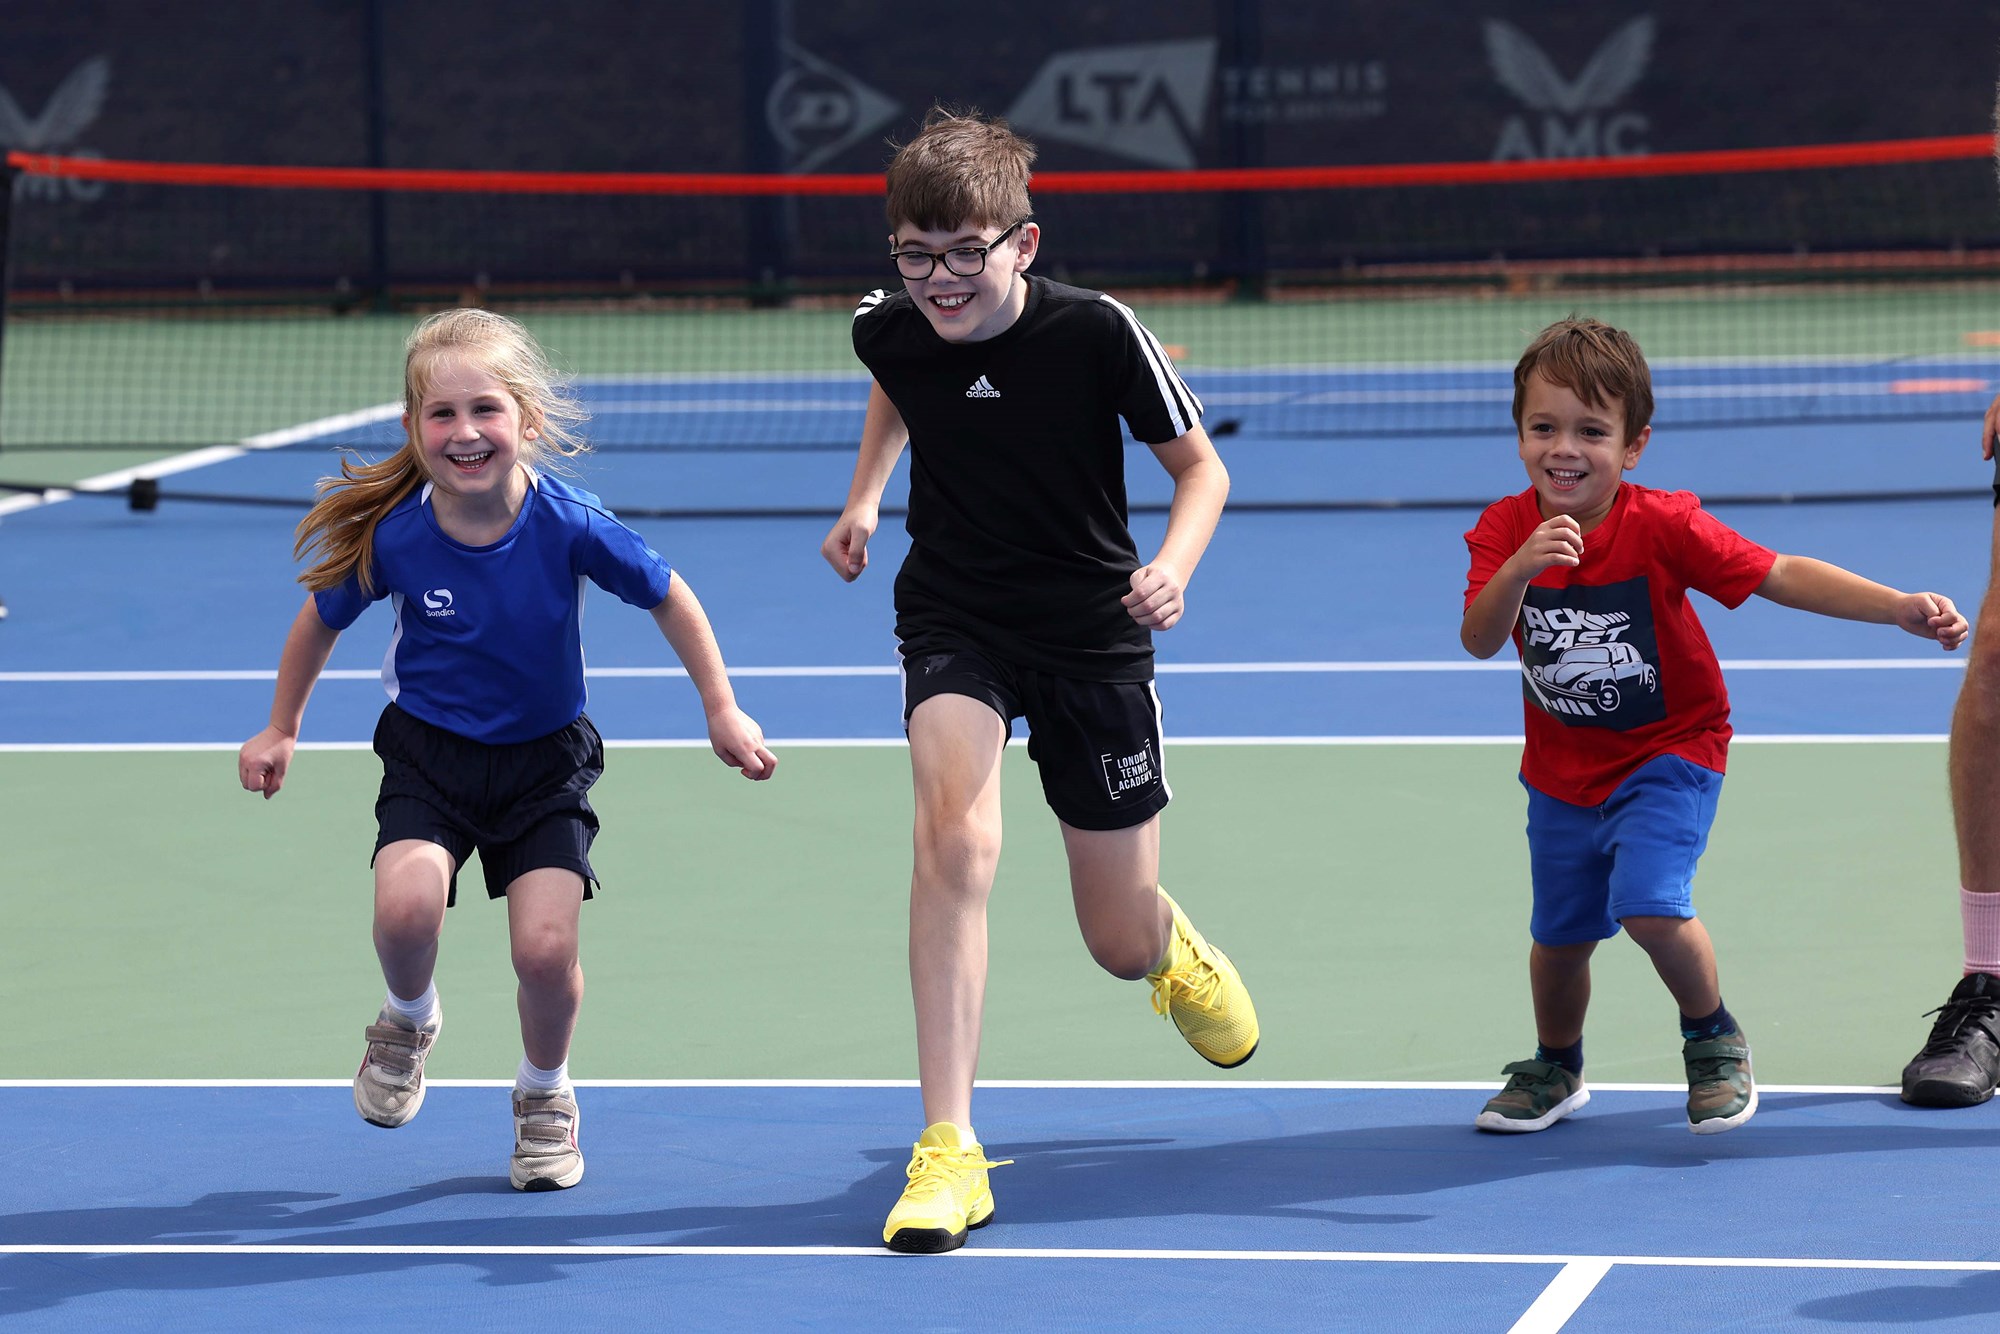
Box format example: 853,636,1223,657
517,1057,569,1092
386,983,439,1029
1963,888,2000,976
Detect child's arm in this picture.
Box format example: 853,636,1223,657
1461,515,1585,658
820,380,909,582
1984,391,2000,461
239,594,342,799
650,578,778,780
1128,426,1229,630
1755,555,1969,649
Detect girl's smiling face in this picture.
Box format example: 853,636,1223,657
406,355,534,509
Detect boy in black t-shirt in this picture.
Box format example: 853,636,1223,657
822,107,1258,1254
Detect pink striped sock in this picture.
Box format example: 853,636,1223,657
1963,888,2000,977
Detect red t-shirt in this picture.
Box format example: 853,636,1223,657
1463,483,1777,806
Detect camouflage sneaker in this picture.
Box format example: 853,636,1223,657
353,1003,442,1129
510,1087,585,1192
1684,1030,1757,1134
1474,1058,1589,1133
1901,972,2000,1107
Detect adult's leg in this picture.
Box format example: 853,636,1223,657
1953,505,2000,904
1904,500,2000,1106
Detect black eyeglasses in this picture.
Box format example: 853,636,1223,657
889,221,1026,280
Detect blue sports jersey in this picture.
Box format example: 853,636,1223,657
315,473,674,744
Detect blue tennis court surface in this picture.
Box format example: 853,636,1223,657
6,1084,2000,1330
5,356,1998,1328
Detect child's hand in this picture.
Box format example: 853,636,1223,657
707,706,777,780
238,726,298,799
821,509,877,582
1122,561,1189,630
1897,592,1969,650
1512,515,1585,577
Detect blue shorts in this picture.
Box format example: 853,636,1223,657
1523,753,1724,946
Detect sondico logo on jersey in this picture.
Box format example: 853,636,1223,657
1007,40,1215,170
1517,579,1663,729
1486,17,1653,161
764,44,899,173
1102,740,1159,800
422,589,456,619
0,57,111,200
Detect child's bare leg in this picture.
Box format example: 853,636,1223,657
1621,915,1722,1018
373,839,452,999
1061,815,1171,979
1528,940,1598,1048
506,868,586,1070
907,694,1008,1129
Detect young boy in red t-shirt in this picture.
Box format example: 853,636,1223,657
1461,315,1968,1135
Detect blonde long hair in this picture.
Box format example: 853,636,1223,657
294,309,588,592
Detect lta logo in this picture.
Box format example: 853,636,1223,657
1486,17,1652,161
1007,40,1215,170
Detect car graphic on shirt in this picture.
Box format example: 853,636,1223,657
1526,640,1658,715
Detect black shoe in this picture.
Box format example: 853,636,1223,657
1902,972,2000,1107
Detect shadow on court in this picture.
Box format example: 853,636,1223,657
5,1089,2000,1315
1796,1272,2000,1324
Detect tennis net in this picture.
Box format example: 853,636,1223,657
2,136,1995,472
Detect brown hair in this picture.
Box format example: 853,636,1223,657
294,309,587,592
883,105,1036,234
1511,315,1654,441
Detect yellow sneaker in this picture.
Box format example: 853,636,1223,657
1147,889,1260,1068
881,1122,1013,1254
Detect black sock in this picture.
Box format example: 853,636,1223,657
1680,1001,1736,1041
1536,1039,1584,1075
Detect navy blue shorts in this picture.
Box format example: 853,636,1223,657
899,634,1170,832
1523,753,1724,946
371,703,602,906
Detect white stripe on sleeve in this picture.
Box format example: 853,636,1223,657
1099,294,1201,438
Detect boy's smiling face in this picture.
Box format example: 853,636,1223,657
1517,370,1649,530
890,217,1038,343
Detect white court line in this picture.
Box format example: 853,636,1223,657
0,1244,1995,1271
0,403,402,519
0,1078,1897,1092
0,735,1950,754
515,380,1990,412
0,658,1966,683
1510,1259,1614,1334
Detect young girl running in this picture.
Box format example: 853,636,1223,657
238,309,775,1191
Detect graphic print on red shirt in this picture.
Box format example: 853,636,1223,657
1463,483,1777,807
1519,577,1665,729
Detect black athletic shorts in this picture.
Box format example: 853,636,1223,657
899,633,1170,832
371,702,603,905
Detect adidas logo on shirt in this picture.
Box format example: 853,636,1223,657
965,375,1001,398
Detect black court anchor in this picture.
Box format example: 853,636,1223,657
128,477,159,511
